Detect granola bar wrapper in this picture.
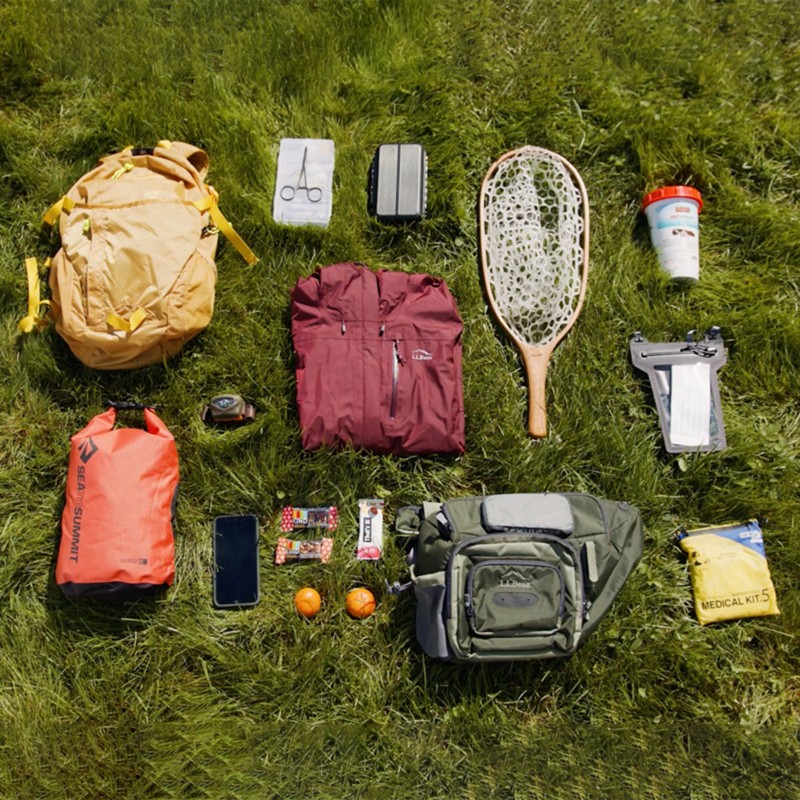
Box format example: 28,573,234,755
275,536,334,565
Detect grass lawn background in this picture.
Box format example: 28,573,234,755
1,1,798,798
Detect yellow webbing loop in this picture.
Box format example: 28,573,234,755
106,307,148,333
42,196,75,227
193,195,258,265
18,258,51,333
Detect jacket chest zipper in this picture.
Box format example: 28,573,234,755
390,339,402,418
381,322,403,420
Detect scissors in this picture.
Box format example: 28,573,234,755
280,146,322,203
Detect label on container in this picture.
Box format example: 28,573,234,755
645,198,700,280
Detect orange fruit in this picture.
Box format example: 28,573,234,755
345,587,376,619
294,587,321,618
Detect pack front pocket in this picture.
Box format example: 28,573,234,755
446,533,583,660
466,559,565,637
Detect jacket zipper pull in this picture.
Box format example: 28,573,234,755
341,319,346,334
379,322,385,336
390,340,402,419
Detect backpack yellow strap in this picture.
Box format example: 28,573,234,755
42,196,75,227
194,196,258,265
18,258,51,333
107,307,148,333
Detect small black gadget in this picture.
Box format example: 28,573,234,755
200,394,256,426
212,514,260,609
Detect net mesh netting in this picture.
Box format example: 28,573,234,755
481,149,585,346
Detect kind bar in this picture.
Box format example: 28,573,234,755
356,499,384,561
280,506,338,533
275,536,334,565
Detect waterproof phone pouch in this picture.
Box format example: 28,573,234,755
630,327,727,453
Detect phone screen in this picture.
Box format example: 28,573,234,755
212,515,259,608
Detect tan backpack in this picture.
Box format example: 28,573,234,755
19,141,257,369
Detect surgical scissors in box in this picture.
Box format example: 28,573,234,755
280,146,322,203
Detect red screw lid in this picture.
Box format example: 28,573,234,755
642,185,703,213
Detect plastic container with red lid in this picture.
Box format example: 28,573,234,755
642,185,703,281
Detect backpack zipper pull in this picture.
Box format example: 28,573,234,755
112,162,134,180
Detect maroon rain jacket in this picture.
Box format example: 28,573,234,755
291,263,465,455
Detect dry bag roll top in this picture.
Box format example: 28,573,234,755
56,405,179,600
291,262,465,456
24,141,257,370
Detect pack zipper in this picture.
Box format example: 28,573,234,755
632,327,722,359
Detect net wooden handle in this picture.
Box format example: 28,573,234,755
520,346,552,438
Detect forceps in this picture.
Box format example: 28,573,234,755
280,146,322,203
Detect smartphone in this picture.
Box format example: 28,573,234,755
212,515,260,609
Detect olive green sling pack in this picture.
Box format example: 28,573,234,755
393,493,643,662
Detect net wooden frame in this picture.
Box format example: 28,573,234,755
479,146,590,437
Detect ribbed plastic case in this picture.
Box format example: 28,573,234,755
367,143,427,223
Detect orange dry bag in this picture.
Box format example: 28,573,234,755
56,404,179,599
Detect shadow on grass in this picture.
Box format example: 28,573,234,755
382,584,578,712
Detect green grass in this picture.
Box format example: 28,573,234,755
1,1,799,797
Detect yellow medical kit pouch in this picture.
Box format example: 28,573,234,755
678,520,780,625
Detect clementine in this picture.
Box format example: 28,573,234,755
345,587,376,619
294,587,321,618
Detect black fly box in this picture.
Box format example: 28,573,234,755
367,143,427,223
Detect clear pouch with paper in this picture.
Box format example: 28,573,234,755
630,327,727,453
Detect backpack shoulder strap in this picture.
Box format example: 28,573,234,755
42,196,75,227
193,193,258,265
17,258,51,333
